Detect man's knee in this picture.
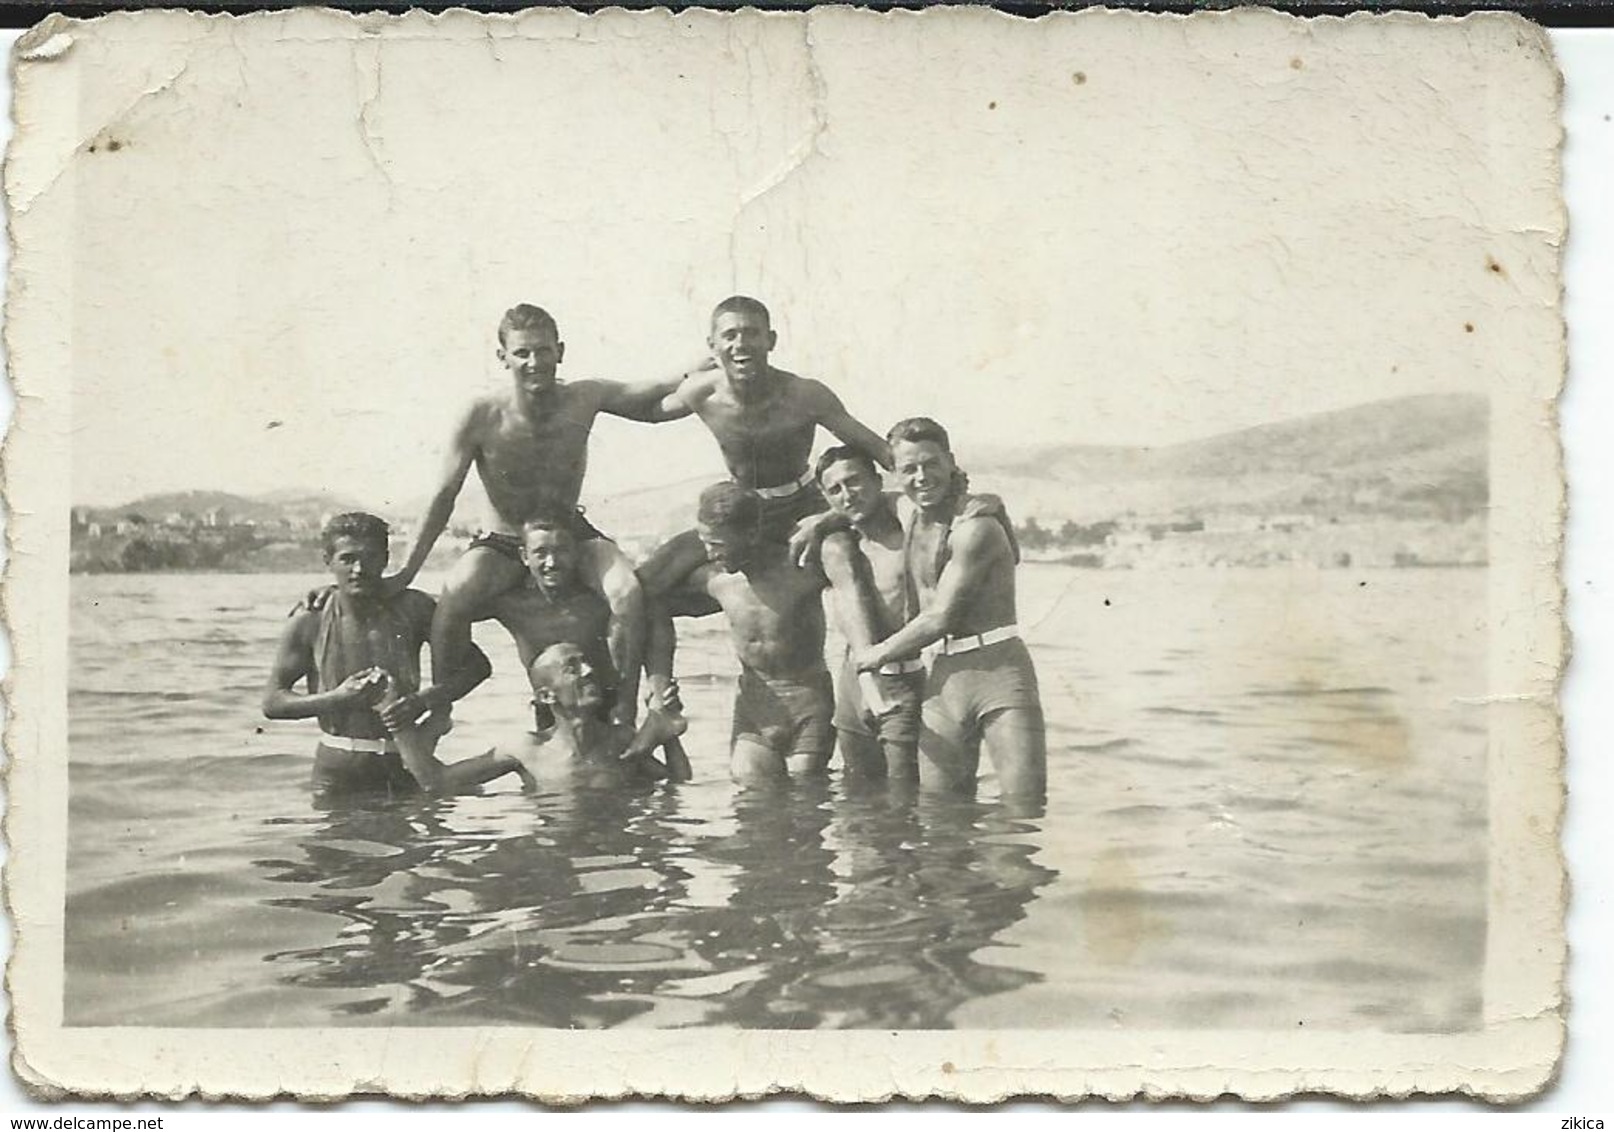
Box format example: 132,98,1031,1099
983,708,1047,797
730,740,787,783
442,548,523,608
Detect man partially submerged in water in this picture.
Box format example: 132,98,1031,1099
475,511,690,779
648,482,879,784
854,418,1047,801
263,512,534,799
520,642,692,787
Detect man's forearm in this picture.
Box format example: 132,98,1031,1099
396,494,456,583
263,688,346,720
868,611,947,668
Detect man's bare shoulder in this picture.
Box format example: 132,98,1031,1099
949,512,1014,556
281,606,322,642
454,394,505,437
819,529,859,569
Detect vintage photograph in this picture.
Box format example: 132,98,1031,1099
3,6,1565,1099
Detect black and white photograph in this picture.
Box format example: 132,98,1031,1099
1,6,1568,1101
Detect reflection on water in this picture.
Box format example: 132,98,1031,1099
251,782,1055,1029
64,567,1488,1030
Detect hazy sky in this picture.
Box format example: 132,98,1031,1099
62,9,1557,511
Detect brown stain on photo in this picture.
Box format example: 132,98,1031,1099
1082,848,1168,965
1313,709,1412,769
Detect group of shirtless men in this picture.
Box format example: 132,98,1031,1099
263,297,1048,801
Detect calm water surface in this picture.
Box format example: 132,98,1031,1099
66,567,1487,1030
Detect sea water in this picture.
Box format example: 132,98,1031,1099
64,566,1487,1030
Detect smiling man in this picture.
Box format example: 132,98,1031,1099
813,445,926,782
636,296,893,598
382,303,699,726
854,418,1046,801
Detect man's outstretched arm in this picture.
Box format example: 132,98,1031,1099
594,359,714,423
809,381,892,469
388,406,481,591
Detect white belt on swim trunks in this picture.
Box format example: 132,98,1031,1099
933,624,1021,657
753,470,814,500
319,735,399,755
877,659,926,676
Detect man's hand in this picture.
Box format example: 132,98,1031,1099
788,509,852,569
333,668,387,708
853,646,884,674
646,675,684,716
377,691,430,731
290,583,336,616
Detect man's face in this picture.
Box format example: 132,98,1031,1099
522,526,579,595
534,644,604,712
498,325,565,399
697,519,754,572
892,438,956,511
819,458,885,526
325,535,388,598
708,309,776,387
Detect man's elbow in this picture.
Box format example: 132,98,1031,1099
262,692,288,720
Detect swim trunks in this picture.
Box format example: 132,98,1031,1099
755,478,828,545
923,636,1044,746
470,510,610,564
730,666,835,762
311,742,423,800
832,652,924,746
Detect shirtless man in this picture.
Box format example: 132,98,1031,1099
636,296,891,595
814,445,926,782
387,303,695,723
264,512,533,799
854,418,1047,800
520,642,692,788
650,482,878,784
477,512,687,771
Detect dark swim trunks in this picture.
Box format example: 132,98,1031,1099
469,510,610,564
311,742,422,801
832,653,924,746
730,667,835,762
924,637,1044,745
755,480,828,545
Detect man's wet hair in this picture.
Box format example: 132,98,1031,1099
322,512,390,558
697,481,762,531
711,295,771,330
815,444,880,483
498,303,559,346
521,510,580,541
887,416,953,452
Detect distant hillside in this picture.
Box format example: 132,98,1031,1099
970,393,1487,526
81,488,375,526
72,393,1488,573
